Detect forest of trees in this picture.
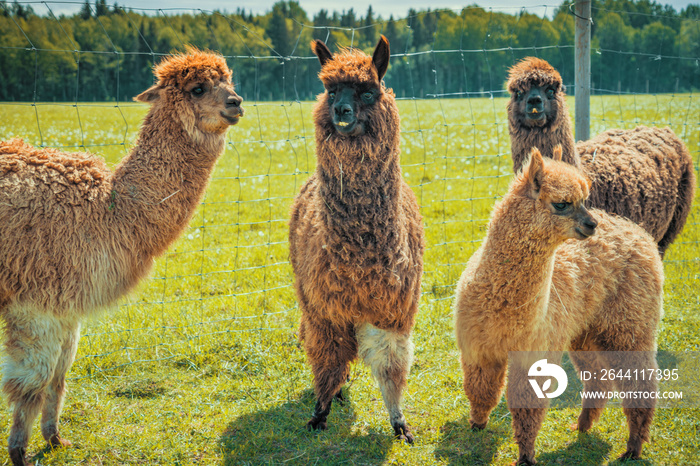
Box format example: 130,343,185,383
0,0,698,102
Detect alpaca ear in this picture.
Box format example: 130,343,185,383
311,40,333,67
525,147,545,195
372,35,390,81
134,85,162,103
553,144,563,161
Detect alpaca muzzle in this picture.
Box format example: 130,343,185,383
333,105,358,134
221,93,244,124
574,209,598,239
526,90,546,121
331,88,361,135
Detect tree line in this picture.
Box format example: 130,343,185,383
0,0,698,102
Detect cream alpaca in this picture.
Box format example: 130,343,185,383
0,50,243,466
454,146,663,464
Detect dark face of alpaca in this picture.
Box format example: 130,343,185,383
510,84,561,129
324,81,380,136
312,36,390,138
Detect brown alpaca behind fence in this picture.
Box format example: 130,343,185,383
454,146,664,464
507,57,695,257
289,36,424,443
0,49,243,466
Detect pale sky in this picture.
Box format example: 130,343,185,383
35,0,699,21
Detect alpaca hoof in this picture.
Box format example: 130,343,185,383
48,434,72,448
306,417,327,431
619,449,641,461
469,419,487,431
9,446,28,466
620,436,642,461
393,422,414,445
513,453,537,465
570,422,590,432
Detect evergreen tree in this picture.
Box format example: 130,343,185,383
266,4,291,56
96,0,109,17
313,9,331,42
340,8,355,28
79,1,91,20
361,5,378,48
384,15,400,51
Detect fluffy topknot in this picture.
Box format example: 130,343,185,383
507,57,563,93
317,48,381,86
153,48,232,88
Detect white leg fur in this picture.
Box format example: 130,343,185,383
2,304,80,455
41,322,80,444
356,323,414,428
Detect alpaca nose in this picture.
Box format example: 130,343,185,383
335,104,353,118
226,94,243,108
528,94,543,106
582,216,598,231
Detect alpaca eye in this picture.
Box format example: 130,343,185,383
362,91,374,102
552,202,570,212
191,86,205,96
546,88,555,98
515,91,523,100
328,91,336,99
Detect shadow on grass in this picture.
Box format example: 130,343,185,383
433,412,618,465
537,430,613,466
218,388,395,465
29,442,72,466
433,414,510,465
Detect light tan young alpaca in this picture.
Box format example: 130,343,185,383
0,50,243,466
454,146,664,464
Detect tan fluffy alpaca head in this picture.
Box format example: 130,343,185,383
516,146,597,241
134,48,244,136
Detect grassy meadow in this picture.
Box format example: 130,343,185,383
0,93,698,465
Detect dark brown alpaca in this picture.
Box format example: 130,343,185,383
289,36,424,443
0,50,243,466
507,57,695,257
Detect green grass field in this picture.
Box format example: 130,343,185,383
0,94,698,465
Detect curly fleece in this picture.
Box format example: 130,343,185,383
507,57,695,257
0,50,241,465
454,150,663,463
289,40,424,432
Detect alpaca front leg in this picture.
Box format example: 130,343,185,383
2,311,65,466
569,351,612,432
41,321,80,448
616,355,657,460
460,357,506,430
356,323,414,444
301,317,357,431
506,363,549,465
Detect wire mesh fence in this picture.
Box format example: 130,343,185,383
0,1,698,381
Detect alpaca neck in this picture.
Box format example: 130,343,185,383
478,195,560,323
110,109,224,260
317,139,401,217
315,140,403,263
510,104,579,172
